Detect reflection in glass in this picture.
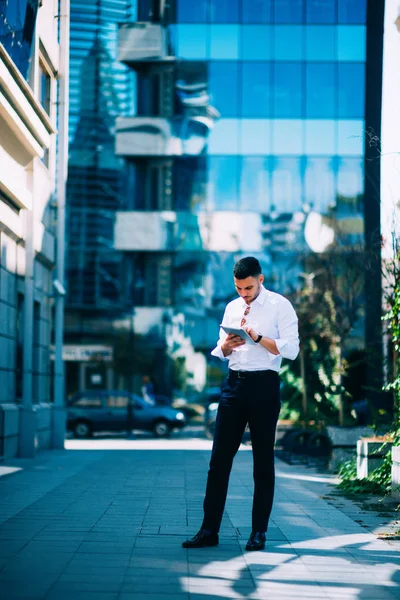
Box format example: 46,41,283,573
274,0,303,23
242,0,272,23
175,25,208,59
175,157,207,211
273,63,303,118
177,0,207,22
273,26,303,60
210,25,240,59
271,157,303,213
338,0,367,24
0,0,39,79
337,26,366,61
242,63,271,117
241,120,272,155
338,64,365,118
209,62,239,117
306,63,335,118
305,120,335,155
242,25,272,60
305,26,335,61
305,157,335,213
336,157,363,213
337,120,364,156
306,0,335,23
210,0,239,22
273,120,303,155
207,157,239,210
240,157,271,212
208,119,240,155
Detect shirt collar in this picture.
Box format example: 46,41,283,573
241,285,267,308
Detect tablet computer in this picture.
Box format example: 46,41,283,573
220,325,257,345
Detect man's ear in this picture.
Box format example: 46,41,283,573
259,274,264,284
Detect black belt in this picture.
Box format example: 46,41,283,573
229,369,275,380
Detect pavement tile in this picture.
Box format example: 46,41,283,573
0,446,399,600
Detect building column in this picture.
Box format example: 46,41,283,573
52,0,70,448
363,0,385,420
19,208,36,458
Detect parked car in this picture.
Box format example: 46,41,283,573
67,390,186,438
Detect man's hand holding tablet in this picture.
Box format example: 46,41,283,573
220,325,257,357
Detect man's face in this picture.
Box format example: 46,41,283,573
234,275,264,304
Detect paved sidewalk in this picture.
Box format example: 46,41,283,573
0,438,399,600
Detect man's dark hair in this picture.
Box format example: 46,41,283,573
233,257,262,279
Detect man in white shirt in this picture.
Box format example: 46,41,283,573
183,257,299,551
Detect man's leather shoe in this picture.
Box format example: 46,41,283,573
245,531,266,551
182,529,219,548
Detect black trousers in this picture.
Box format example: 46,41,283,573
202,369,281,534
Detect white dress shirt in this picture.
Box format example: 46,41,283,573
211,285,299,372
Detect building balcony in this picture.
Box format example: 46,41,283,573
114,211,263,253
115,116,217,157
118,22,174,65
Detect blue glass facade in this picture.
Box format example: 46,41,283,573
162,0,366,284
109,0,368,377
66,0,135,309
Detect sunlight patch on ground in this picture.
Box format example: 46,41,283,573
0,466,22,477
276,471,341,484
65,438,252,451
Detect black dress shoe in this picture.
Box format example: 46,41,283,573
245,531,266,551
182,529,219,548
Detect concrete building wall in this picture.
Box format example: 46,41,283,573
0,0,65,458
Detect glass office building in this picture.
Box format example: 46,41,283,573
66,0,372,394
113,0,368,390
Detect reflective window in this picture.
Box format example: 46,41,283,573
337,26,366,61
0,0,39,79
107,395,129,408
209,62,239,117
273,63,303,118
208,119,240,155
72,395,102,408
177,0,207,22
242,0,272,23
207,157,239,210
175,25,208,59
304,157,335,213
242,26,272,60
210,25,240,59
240,157,271,211
306,0,336,23
241,120,272,155
210,0,239,22
271,158,303,213
242,63,271,117
38,62,52,115
336,157,363,213
274,0,304,23
338,64,365,118
305,120,335,154
175,157,207,211
272,120,303,154
337,120,364,156
305,26,336,60
338,0,366,24
273,26,303,60
306,64,335,118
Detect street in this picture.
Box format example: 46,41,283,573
0,436,399,600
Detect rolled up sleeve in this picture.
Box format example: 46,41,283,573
210,309,229,361
272,299,300,361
